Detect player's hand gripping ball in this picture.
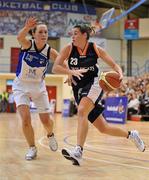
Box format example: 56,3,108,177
99,71,122,92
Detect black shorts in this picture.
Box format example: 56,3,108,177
72,77,103,105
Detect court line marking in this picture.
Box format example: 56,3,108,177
38,136,149,170
85,156,149,170
1,136,149,171
85,142,149,153
63,135,149,162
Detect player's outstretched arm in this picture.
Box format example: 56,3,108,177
17,17,37,49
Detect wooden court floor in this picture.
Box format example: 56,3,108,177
0,112,149,180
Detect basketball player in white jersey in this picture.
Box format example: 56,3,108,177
13,17,58,160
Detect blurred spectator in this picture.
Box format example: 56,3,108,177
69,98,77,117
0,10,67,36
0,93,2,112
1,91,8,112
139,81,149,115
8,90,15,113
127,92,140,118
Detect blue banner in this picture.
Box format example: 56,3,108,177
124,29,139,40
103,96,128,124
124,19,139,40
0,0,96,14
62,99,71,117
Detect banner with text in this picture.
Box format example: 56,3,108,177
124,19,139,40
66,13,96,36
103,96,128,124
0,0,96,14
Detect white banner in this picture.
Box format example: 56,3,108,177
66,13,96,36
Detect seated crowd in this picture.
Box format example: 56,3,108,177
105,73,149,118
0,74,149,118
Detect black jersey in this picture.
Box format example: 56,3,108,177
68,42,99,88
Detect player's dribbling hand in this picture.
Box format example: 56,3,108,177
118,73,123,87
70,69,88,80
116,71,123,82
119,74,123,85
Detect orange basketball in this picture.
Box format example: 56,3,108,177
99,71,121,92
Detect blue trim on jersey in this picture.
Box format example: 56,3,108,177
16,49,49,77
23,51,48,67
16,51,24,77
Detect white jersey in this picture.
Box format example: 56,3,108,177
16,39,51,82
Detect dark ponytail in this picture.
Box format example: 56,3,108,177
74,24,95,40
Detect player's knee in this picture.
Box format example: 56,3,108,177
88,104,104,123
77,106,86,117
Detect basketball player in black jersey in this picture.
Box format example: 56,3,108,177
52,24,145,166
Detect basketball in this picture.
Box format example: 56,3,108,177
99,71,121,92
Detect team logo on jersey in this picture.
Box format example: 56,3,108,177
28,69,36,75
40,59,45,64
25,54,33,62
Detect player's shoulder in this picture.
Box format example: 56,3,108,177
61,43,72,52
95,44,105,52
66,43,72,49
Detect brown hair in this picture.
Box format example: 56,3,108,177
29,21,47,37
74,24,95,40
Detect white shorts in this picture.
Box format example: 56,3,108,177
87,77,103,104
12,77,50,113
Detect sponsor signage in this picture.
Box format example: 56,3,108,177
66,13,96,35
62,99,71,117
124,19,139,40
0,0,96,14
103,96,128,124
